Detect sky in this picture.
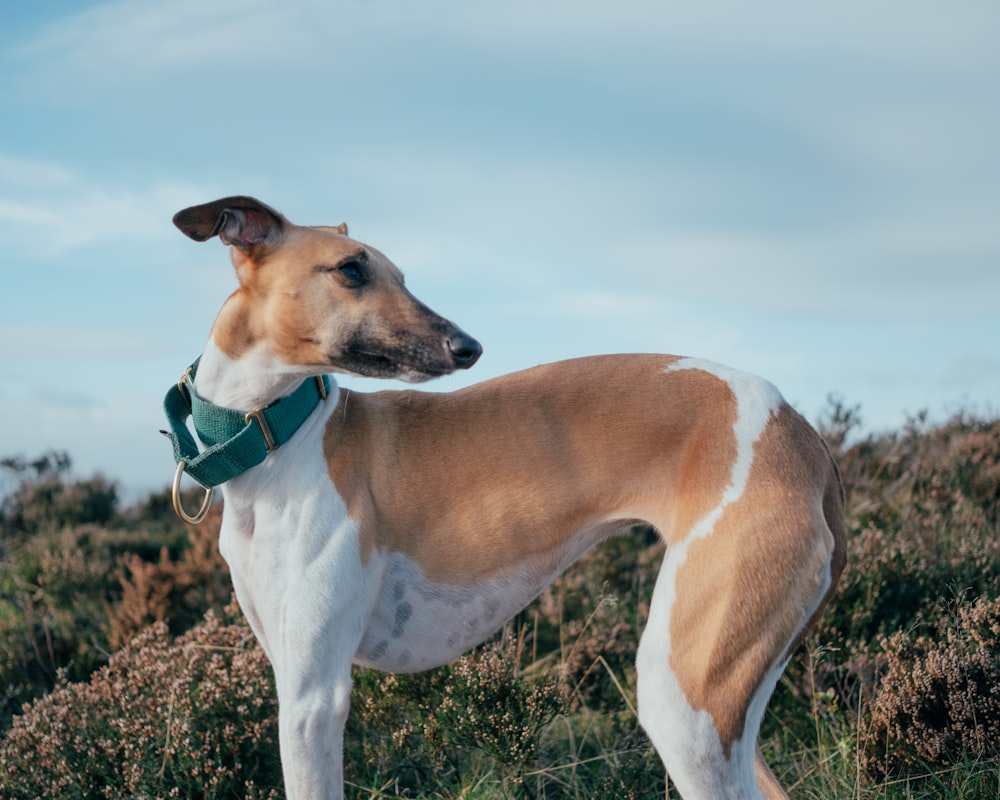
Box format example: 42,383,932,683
1,0,998,499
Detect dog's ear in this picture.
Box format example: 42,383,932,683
173,196,284,253
315,223,349,236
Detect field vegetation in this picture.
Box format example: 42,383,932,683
1,400,998,798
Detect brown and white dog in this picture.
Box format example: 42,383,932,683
168,196,846,800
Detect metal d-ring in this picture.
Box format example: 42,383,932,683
171,461,214,524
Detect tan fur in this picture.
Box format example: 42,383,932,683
668,403,844,753
754,750,789,800
325,358,846,761
323,354,753,583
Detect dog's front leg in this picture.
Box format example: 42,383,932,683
266,577,368,800
276,666,353,800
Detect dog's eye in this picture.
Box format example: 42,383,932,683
336,261,366,287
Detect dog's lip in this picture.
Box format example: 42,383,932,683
328,351,452,380
397,365,452,382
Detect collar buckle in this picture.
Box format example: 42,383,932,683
177,365,195,406
244,407,279,452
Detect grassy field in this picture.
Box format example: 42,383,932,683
1,401,998,798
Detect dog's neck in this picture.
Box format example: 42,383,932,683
195,339,333,412
193,292,335,411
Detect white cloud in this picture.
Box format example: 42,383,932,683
0,154,75,187
12,0,437,103
437,0,998,74
18,0,294,86
0,324,152,360
620,228,1000,319
17,0,997,105
0,154,209,258
0,199,61,227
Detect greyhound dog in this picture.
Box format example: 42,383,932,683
162,196,846,800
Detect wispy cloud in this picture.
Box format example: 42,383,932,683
0,154,75,187
15,0,298,92
0,154,207,258
17,0,995,105
0,323,154,360
618,222,1000,319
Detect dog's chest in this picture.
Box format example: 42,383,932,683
355,553,549,673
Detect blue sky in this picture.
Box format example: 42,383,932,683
2,0,998,498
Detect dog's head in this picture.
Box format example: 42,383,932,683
173,196,481,382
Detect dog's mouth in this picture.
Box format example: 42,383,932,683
329,325,480,382
329,348,455,383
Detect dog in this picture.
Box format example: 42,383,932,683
162,196,846,800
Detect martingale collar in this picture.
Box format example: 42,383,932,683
162,358,330,495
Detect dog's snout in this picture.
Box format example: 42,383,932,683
447,332,482,369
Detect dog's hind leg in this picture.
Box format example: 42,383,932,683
633,396,845,799
754,748,791,800
635,504,837,798
635,543,773,800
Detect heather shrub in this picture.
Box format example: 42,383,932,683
107,508,230,648
347,629,566,795
861,594,1000,780
345,531,665,797
559,604,639,712
0,601,281,800
0,452,117,544
528,528,659,712
818,415,1000,648
1,524,165,723
0,456,229,726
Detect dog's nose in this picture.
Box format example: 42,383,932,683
447,332,483,369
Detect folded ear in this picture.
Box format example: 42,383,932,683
172,196,284,252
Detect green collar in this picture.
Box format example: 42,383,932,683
162,358,331,490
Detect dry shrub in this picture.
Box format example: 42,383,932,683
811,414,1000,654
0,452,117,545
530,527,660,708
348,630,565,793
0,600,280,800
559,600,638,712
0,510,229,726
436,635,566,768
861,594,1000,779
0,524,168,724
107,509,230,648
4,607,562,800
